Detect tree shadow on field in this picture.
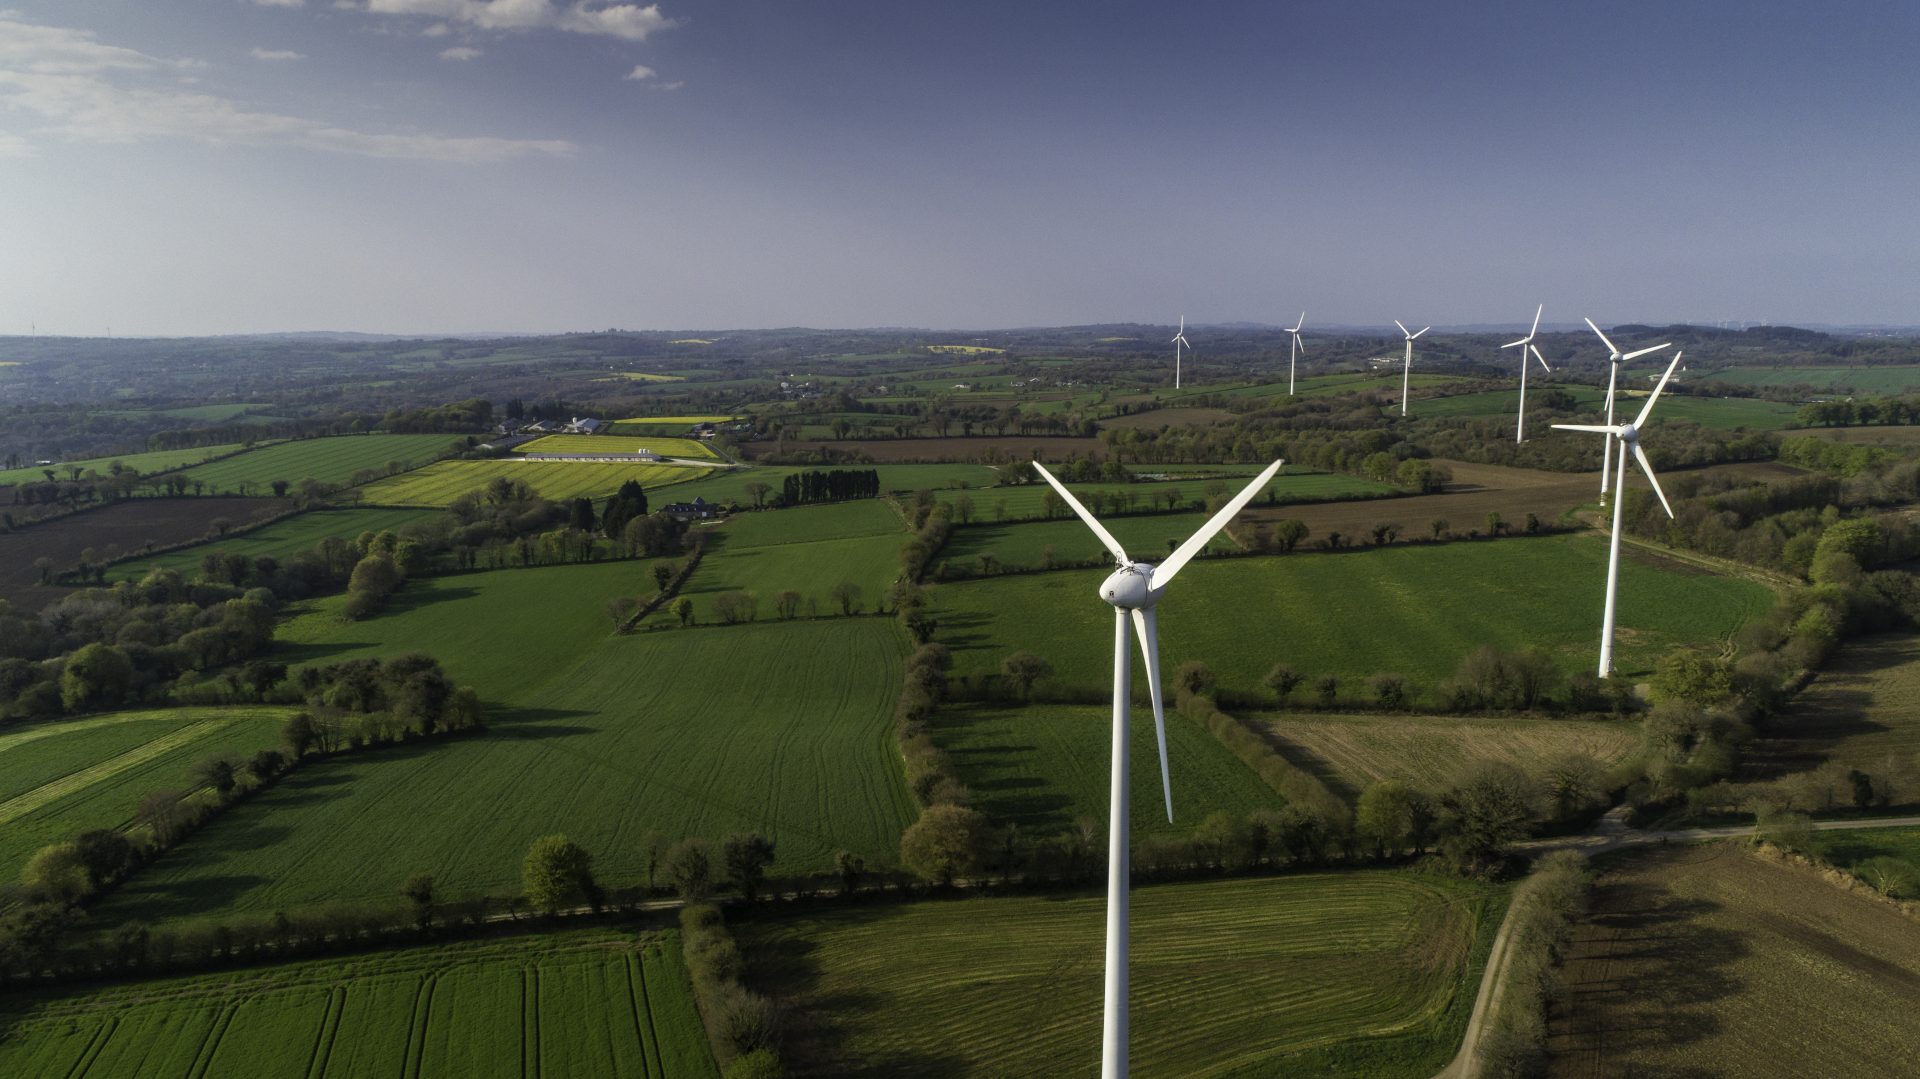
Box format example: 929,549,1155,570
1551,856,1748,1069
105,874,274,925
491,705,598,740
1741,634,1915,781
273,639,372,665
934,611,993,653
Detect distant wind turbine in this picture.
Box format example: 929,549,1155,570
1284,312,1306,395
1393,319,1429,417
1032,456,1285,1079
1552,350,1683,676
1583,319,1671,504
1500,304,1553,443
1171,316,1191,390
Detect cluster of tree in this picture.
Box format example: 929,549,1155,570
289,654,482,742
1795,394,1920,428
380,398,493,433
899,491,955,582
0,573,278,723
1412,415,1775,475
1619,468,1920,578
1477,852,1592,1076
896,642,968,808
681,903,784,1078
779,468,881,506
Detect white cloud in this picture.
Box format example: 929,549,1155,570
252,0,305,7
0,130,36,158
439,45,482,60
657,80,681,90
421,23,451,36
0,16,575,162
249,48,306,61
622,63,653,80
362,1,680,42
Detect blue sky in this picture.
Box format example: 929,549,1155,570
2,1,1916,334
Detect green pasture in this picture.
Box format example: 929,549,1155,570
356,459,706,507
180,434,465,493
640,464,995,511
658,530,904,625
931,534,1773,694
0,929,713,1079
743,870,1501,1078
928,471,1395,523
941,512,1228,572
1821,827,1920,870
0,707,296,880
516,434,720,460
714,500,903,547
100,619,914,921
1422,384,1798,429
0,443,256,487
107,507,435,581
935,704,1279,838
1697,365,1920,394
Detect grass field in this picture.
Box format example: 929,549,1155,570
0,707,296,879
180,434,465,492
0,496,291,611
1548,842,1920,1077
107,507,436,581
1255,712,1640,802
745,870,1503,1078
715,499,903,546
660,530,905,625
0,928,714,1078
594,370,686,381
637,464,999,508
1742,633,1920,783
934,704,1280,838
1697,364,1920,394
927,470,1395,522
517,434,719,459
356,458,706,507
1818,826,1920,872
0,442,256,486
1422,384,1800,430
942,511,1230,571
101,618,914,921
932,534,1773,693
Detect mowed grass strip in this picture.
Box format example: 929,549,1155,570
746,871,1499,1078
516,434,719,460
179,434,464,492
0,929,714,1079
935,704,1280,838
356,458,706,507
98,619,914,921
107,506,435,581
1256,711,1640,802
934,534,1773,692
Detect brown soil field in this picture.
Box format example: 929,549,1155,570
755,435,1105,462
1098,406,1237,429
1548,841,1920,1078
1255,711,1640,802
1742,633,1920,782
0,496,290,610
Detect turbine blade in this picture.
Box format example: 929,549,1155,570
1633,350,1684,428
1152,458,1285,588
1296,337,1306,354
1632,442,1675,518
1531,343,1553,372
1584,317,1619,356
1623,342,1672,361
1030,459,1130,564
1132,607,1172,822
1292,312,1305,331
1529,303,1543,338
1551,423,1618,433
1394,319,1410,337
1412,326,1430,339
1500,338,1528,349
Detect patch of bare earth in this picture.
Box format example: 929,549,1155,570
1547,841,1920,1078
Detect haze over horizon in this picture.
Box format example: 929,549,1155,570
4,1,1917,336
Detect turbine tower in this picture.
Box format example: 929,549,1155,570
1285,312,1306,395
1552,351,1683,677
1171,316,1192,390
1500,304,1553,443
1031,456,1285,1079
1393,319,1429,417
1582,319,1671,504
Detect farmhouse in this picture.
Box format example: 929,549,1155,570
561,417,604,434
662,496,720,521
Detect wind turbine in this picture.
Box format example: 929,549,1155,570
1284,312,1306,395
1500,304,1553,443
1393,320,1429,416
1171,316,1192,390
1031,456,1285,1079
1583,319,1671,504
1552,350,1683,677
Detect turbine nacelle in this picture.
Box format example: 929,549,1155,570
1099,562,1159,610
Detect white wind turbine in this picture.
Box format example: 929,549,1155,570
1552,350,1683,677
1031,456,1285,1079
1583,319,1671,504
1285,312,1306,395
1500,304,1554,443
1393,319,1429,416
1171,316,1192,390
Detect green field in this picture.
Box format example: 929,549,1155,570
180,434,466,493
935,704,1280,838
662,529,905,625
107,507,436,581
1697,364,1920,394
357,458,707,507
0,442,257,486
942,512,1231,571
928,471,1395,522
932,534,1773,694
517,434,720,460
0,928,714,1078
715,499,904,547
1422,384,1799,429
0,707,296,879
654,464,996,508
100,618,915,921
1744,633,1920,779
744,871,1502,1078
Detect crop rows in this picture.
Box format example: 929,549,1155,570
357,458,707,507
0,930,714,1078
180,434,465,492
